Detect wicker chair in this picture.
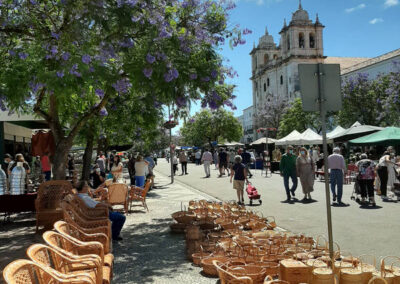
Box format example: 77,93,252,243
61,200,111,240
129,179,151,212
54,221,111,254
43,231,114,272
2,259,94,284
26,243,105,284
35,180,73,232
213,260,254,284
106,183,128,213
64,194,109,220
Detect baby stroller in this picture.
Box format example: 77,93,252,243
350,177,361,202
246,182,262,205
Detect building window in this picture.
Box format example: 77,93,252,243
264,54,269,64
280,75,283,85
263,83,266,92
273,54,278,60
267,78,270,86
299,33,305,48
287,35,290,50
309,33,315,48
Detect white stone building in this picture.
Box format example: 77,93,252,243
242,106,254,144
250,2,369,140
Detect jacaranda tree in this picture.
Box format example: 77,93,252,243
0,0,248,178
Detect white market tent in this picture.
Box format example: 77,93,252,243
296,128,323,145
275,130,301,146
328,121,383,142
223,141,244,146
250,137,277,145
327,126,346,139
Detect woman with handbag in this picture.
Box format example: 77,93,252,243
296,147,314,202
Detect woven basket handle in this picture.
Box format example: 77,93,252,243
368,276,389,284
381,256,400,277
315,234,328,250
358,254,377,272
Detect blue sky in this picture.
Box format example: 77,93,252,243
174,0,400,133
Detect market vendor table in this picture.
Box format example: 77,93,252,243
0,193,37,213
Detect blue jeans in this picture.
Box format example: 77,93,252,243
109,212,126,240
283,171,298,199
44,171,51,181
135,175,145,188
330,169,343,202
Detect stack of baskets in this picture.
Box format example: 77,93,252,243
171,200,400,284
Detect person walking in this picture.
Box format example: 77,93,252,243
67,154,75,179
240,148,253,178
134,155,149,187
213,150,218,170
195,150,201,165
328,147,346,205
230,155,249,205
218,148,228,177
279,145,298,202
201,149,213,178
356,153,376,206
377,151,390,200
127,154,136,185
40,152,51,181
296,147,314,201
179,151,188,175
172,154,178,175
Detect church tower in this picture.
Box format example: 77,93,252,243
279,0,324,60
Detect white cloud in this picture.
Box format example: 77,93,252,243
369,18,384,24
345,3,366,13
384,0,399,8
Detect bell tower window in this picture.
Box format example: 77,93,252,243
267,78,270,86
263,83,266,92
280,75,283,85
309,33,315,48
287,35,290,50
299,32,305,48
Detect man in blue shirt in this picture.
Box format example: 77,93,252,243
76,181,126,241
240,148,253,178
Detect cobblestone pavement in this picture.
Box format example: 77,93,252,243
0,171,220,284
113,173,218,284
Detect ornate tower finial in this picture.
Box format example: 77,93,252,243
253,41,255,48
299,0,302,10
265,26,269,35
283,18,287,28
316,13,320,23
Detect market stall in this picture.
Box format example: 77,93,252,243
349,127,400,146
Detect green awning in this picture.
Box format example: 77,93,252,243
349,127,400,146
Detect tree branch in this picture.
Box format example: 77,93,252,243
67,93,111,142
33,88,51,122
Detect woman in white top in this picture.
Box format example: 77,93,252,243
111,155,123,182
134,155,149,188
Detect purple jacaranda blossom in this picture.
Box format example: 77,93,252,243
189,73,197,80
201,76,210,82
171,68,179,79
99,107,108,116
51,31,60,40
89,66,95,73
201,100,207,108
29,81,45,93
164,72,174,82
219,80,224,85
146,53,156,64
112,78,132,94
56,70,64,78
8,50,16,56
189,118,195,123
95,89,105,98
82,54,91,64
143,67,153,78
211,70,218,78
30,0,37,4
131,15,141,22
18,52,28,60
69,64,81,77
159,29,172,38
176,97,186,108
119,38,134,48
50,45,58,56
111,105,117,111
209,100,219,110
243,28,252,35
62,52,70,61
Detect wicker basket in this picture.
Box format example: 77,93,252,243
264,275,290,284
185,225,203,240
279,259,310,284
311,267,337,284
201,256,229,276
170,222,187,234
340,268,363,283
192,246,212,266
227,264,267,284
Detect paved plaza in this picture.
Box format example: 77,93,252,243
154,159,400,258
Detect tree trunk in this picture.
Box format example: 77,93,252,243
52,140,72,180
82,131,95,181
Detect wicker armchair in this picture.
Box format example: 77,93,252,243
64,194,109,220
61,200,111,240
129,179,151,212
213,260,254,284
54,221,111,254
2,259,94,284
26,243,105,284
43,231,114,271
35,180,73,232
106,183,128,213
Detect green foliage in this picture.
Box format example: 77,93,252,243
278,98,321,138
180,108,242,147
